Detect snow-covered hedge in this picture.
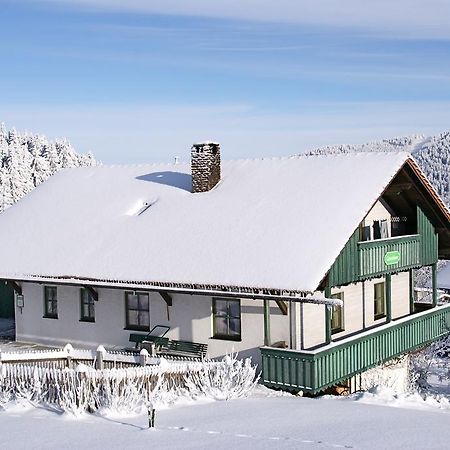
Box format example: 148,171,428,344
0,354,259,415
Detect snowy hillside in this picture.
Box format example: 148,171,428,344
0,124,97,212
305,132,450,207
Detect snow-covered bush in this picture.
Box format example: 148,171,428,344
185,354,260,401
410,334,450,391
0,354,259,415
356,356,412,394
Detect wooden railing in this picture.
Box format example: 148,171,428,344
358,234,421,279
261,304,450,394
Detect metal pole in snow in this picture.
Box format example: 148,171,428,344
148,406,155,428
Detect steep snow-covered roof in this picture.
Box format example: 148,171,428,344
0,152,411,293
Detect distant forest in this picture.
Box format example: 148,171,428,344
306,132,450,207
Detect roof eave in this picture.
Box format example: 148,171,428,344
0,274,338,305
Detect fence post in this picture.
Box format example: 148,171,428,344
140,348,149,366
64,343,74,369
96,345,106,370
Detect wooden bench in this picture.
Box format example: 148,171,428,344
160,339,208,359
129,333,169,349
129,333,207,359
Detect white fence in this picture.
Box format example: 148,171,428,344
0,344,167,369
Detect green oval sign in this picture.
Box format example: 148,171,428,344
384,251,400,266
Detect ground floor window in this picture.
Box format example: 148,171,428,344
374,282,386,319
44,286,58,319
125,291,150,331
212,298,241,340
80,288,95,322
331,292,344,333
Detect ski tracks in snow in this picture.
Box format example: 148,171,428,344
164,425,354,448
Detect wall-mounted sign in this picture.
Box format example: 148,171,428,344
16,294,24,308
384,251,400,266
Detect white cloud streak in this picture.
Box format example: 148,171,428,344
27,0,450,39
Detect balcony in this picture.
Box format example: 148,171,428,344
358,234,421,279
328,206,438,287
261,304,450,394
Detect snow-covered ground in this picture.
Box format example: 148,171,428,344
2,334,450,448
2,386,450,449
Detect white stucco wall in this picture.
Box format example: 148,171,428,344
300,271,410,350
15,283,290,365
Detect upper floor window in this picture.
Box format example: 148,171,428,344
44,286,58,319
331,292,344,333
80,288,95,322
212,298,241,341
125,291,149,331
374,282,386,319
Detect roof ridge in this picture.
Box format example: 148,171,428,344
75,151,411,169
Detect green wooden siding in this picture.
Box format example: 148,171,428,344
328,228,360,288
261,304,450,394
417,206,439,266
328,206,438,287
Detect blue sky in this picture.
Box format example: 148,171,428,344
2,0,450,163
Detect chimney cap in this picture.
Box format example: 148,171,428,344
192,141,220,147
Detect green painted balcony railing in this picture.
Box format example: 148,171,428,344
328,206,438,287
261,304,450,394
358,234,421,279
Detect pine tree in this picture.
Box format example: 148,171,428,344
0,124,97,212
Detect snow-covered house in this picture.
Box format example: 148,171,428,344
0,142,450,394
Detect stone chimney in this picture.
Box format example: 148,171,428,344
191,141,221,193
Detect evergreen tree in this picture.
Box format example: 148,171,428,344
0,124,97,212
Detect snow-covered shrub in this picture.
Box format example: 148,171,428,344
57,368,93,416
410,334,450,392
185,354,259,400
0,354,259,415
356,356,412,394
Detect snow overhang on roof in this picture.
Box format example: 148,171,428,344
0,152,413,293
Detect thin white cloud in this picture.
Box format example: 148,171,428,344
27,0,450,39
1,101,450,164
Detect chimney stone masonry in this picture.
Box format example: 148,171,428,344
191,141,221,193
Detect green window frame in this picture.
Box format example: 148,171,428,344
125,291,150,331
331,292,344,334
44,286,58,319
374,282,386,320
80,288,95,322
212,298,241,341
